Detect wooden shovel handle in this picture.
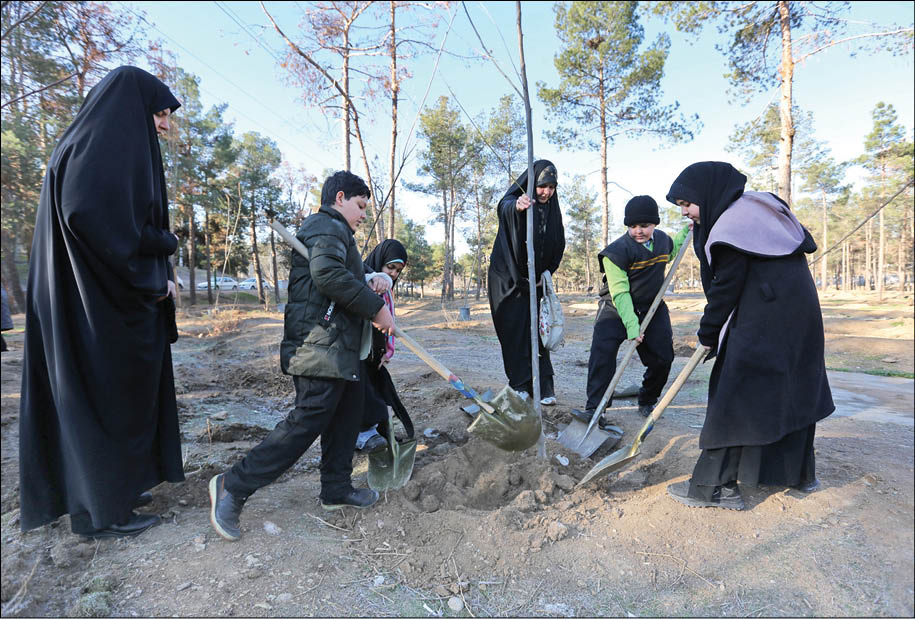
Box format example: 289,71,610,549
393,326,454,383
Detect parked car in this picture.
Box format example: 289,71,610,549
196,276,238,290
239,278,272,291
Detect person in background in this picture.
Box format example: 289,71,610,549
488,160,565,406
19,66,183,538
664,161,833,510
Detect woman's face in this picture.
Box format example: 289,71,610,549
382,261,404,282
153,108,171,135
677,199,700,224
535,184,556,203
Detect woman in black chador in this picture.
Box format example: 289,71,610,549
664,161,834,510
488,160,565,405
19,66,184,538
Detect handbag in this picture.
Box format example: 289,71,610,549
538,271,564,351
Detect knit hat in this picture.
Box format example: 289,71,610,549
624,195,660,226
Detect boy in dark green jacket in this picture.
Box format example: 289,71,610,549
571,195,690,424
208,171,394,541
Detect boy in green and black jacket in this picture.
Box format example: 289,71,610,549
571,195,690,424
208,171,395,542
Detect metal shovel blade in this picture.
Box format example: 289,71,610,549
368,418,417,491
558,420,620,459
467,385,541,452
576,445,641,487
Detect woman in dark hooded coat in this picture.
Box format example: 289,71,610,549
488,160,565,405
356,240,413,450
19,66,184,537
664,161,834,510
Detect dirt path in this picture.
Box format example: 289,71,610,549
1,293,912,617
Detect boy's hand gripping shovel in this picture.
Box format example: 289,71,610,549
576,343,706,487
558,230,692,459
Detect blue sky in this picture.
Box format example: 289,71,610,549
126,1,914,249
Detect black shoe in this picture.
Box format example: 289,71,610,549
638,404,654,418
570,408,594,424
667,480,745,511
363,434,387,453
209,473,246,541
321,488,379,511
84,512,161,539
792,478,821,494
134,491,153,509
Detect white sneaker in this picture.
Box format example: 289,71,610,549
540,396,556,406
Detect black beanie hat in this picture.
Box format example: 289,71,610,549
624,195,660,226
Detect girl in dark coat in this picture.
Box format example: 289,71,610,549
357,240,413,450
19,66,184,537
488,160,565,405
664,161,834,510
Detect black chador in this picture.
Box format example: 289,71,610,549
487,160,565,397
19,67,185,535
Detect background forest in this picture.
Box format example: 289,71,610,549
2,1,913,312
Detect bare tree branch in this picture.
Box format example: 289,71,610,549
1,0,48,40
795,27,914,64
1,71,78,109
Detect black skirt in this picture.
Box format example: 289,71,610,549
688,423,816,500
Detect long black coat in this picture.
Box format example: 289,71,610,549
667,163,833,450
19,67,184,534
487,160,565,389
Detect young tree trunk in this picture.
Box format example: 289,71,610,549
599,91,609,246
342,27,352,171
820,191,828,291
187,203,196,306
877,208,885,301
0,231,25,313
441,189,450,302
249,200,265,304
776,0,795,205
865,220,872,291
387,0,398,239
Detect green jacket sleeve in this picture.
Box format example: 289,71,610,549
669,224,691,262
603,256,640,340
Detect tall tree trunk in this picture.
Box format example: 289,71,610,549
0,230,25,313
388,0,398,240
441,189,450,302
342,28,352,170
187,202,196,306
249,195,264,304
865,220,872,291
204,207,213,304
270,228,280,304
599,89,609,246
776,0,795,205
877,209,885,301
820,191,828,291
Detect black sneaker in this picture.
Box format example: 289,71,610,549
209,473,246,541
638,404,653,418
666,480,745,511
321,488,379,511
792,478,821,494
363,434,388,453
570,408,594,424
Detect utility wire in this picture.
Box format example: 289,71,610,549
808,178,914,266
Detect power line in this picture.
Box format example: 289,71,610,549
119,1,327,167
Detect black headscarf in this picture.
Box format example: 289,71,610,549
364,239,408,282
666,161,747,292
19,66,185,535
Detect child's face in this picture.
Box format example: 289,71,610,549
333,191,368,231
627,223,656,243
382,261,404,282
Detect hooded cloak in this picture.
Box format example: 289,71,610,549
19,66,185,534
364,239,408,275
666,162,833,450
487,160,565,392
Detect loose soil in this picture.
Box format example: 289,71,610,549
1,290,913,617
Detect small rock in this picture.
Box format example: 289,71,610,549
263,521,282,535
508,468,522,486
211,411,228,420
376,520,384,529
543,603,574,616
529,535,544,550
83,575,116,594
404,483,422,501
50,543,73,568
245,568,263,580
74,543,94,559
69,591,112,617
511,490,537,512
448,596,464,612
421,495,440,513
176,582,192,592
434,584,450,597
423,428,440,439
550,471,576,492
534,490,549,504
276,593,293,604
178,499,189,506
430,443,451,456
192,535,207,551
244,554,261,568
373,575,385,586
546,521,569,542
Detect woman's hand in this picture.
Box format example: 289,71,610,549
515,194,532,212
368,276,391,294
156,280,177,302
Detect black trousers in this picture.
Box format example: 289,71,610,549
225,375,363,502
585,300,673,411
687,423,817,500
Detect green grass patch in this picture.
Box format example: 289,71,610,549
827,366,914,379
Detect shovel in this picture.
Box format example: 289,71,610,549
394,327,541,452
559,230,693,459
576,344,706,487
367,413,417,491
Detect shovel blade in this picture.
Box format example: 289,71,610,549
576,444,640,488
558,419,620,459
467,386,541,452
368,418,417,491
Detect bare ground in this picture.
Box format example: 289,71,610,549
1,290,913,617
